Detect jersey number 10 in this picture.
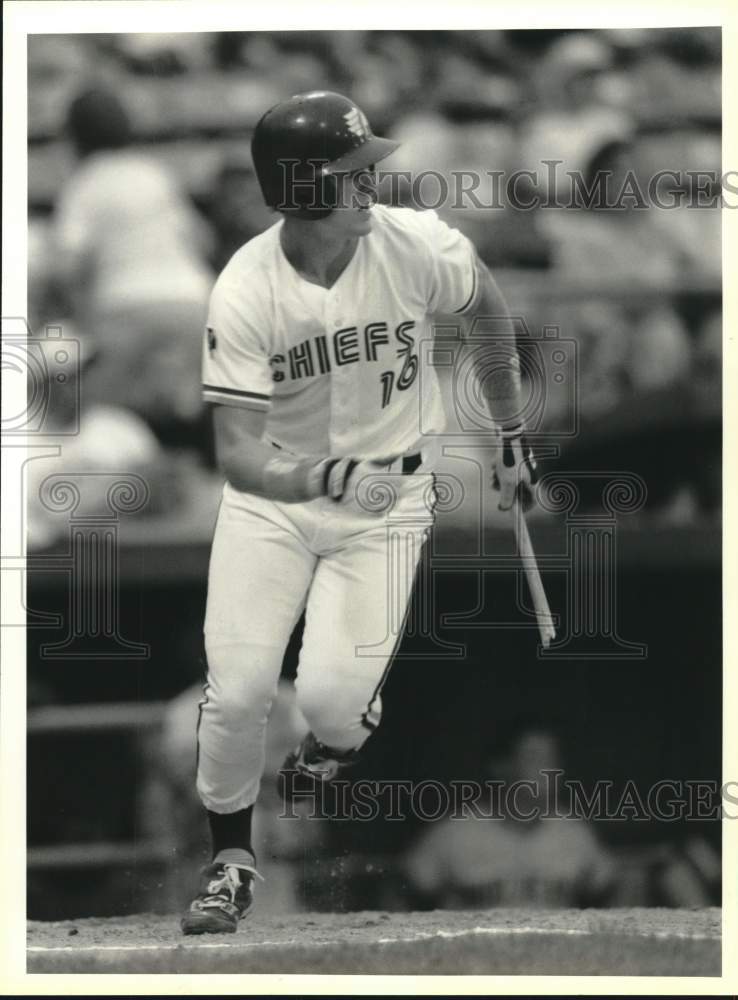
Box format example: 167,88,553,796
380,351,419,408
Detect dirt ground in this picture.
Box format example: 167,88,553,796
27,906,720,975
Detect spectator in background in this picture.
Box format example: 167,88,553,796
544,130,688,283
390,75,551,269
546,122,720,519
27,35,114,130
519,32,632,201
533,31,616,110
653,835,721,907
404,725,615,910
113,32,214,75
347,32,427,125
50,86,215,459
541,130,693,421
204,153,274,274
25,325,181,551
623,28,721,121
215,31,336,97
636,127,721,284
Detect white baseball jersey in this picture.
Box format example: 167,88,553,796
201,205,478,458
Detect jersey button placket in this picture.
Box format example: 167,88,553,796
332,290,344,327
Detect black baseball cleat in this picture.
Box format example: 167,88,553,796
181,849,262,935
278,731,360,802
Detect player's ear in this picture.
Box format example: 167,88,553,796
352,168,377,202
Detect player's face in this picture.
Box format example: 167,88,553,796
326,167,377,237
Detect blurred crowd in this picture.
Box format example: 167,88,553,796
26,28,721,541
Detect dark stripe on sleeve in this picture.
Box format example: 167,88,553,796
202,384,271,402
453,259,478,314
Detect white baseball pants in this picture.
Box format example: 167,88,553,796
197,472,435,814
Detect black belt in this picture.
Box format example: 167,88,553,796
402,452,423,475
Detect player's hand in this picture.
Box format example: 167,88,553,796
322,456,399,514
491,425,538,512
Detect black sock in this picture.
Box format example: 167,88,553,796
207,806,254,859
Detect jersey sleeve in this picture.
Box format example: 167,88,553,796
201,278,273,412
418,210,479,315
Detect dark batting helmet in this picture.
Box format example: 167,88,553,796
251,91,399,219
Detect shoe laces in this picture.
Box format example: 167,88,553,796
206,863,263,903
296,737,354,776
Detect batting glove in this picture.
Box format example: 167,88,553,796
492,425,538,512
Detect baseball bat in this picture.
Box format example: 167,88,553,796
512,498,556,648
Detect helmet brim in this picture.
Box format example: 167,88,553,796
323,135,400,176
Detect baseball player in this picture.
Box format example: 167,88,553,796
181,90,537,934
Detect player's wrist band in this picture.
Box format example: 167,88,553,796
322,460,340,495
264,455,325,503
